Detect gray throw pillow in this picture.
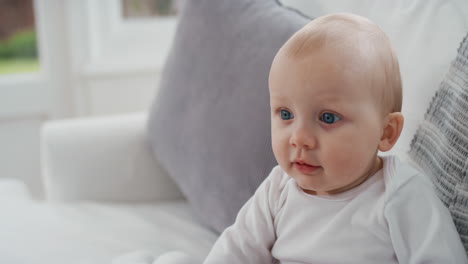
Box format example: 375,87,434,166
409,33,468,254
147,0,309,233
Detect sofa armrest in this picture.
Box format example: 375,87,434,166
40,112,184,202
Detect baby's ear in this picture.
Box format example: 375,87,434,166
378,112,404,152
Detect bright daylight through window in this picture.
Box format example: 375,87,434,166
0,0,39,75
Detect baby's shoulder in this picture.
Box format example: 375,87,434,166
261,165,293,212
261,166,292,199
383,156,430,187
265,165,290,189
382,155,436,203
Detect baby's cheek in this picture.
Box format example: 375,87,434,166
324,140,362,173
271,142,281,163
271,133,287,164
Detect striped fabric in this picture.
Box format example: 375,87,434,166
409,33,468,255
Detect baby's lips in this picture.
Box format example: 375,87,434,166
293,159,319,167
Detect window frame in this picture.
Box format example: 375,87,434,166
76,0,178,76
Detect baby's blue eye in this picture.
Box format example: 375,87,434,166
320,112,341,124
280,109,293,120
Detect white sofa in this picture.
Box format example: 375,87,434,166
0,113,217,264
1,1,467,263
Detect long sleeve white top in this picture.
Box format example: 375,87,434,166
204,155,467,264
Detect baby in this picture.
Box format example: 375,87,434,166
202,13,467,263
150,13,467,264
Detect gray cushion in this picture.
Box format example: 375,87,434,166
409,33,468,254
147,0,309,233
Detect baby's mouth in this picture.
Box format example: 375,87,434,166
293,161,321,174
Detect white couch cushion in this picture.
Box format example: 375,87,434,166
41,113,183,202
0,199,217,264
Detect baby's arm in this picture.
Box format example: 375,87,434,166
385,174,467,263
204,167,283,264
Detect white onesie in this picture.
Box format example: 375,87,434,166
204,155,467,263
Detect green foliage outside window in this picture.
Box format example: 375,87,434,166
0,29,39,74
0,30,37,58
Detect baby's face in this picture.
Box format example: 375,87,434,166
269,49,385,195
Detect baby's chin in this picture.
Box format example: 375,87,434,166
294,179,323,195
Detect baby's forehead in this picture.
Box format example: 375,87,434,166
274,47,377,95
271,13,402,114
283,15,382,60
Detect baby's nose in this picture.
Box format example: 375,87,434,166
289,125,317,149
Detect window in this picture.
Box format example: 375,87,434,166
0,0,39,75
